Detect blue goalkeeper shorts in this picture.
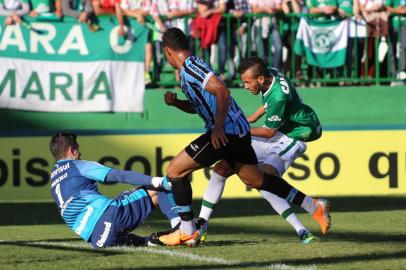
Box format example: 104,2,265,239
90,188,153,248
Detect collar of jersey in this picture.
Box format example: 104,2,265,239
262,76,275,97
57,159,74,163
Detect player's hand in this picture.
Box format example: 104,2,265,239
78,12,88,23
118,26,126,36
164,91,177,106
56,10,63,18
30,10,39,17
12,14,21,23
5,16,14,25
324,6,335,14
211,125,228,149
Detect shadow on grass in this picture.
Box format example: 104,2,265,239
1,196,405,226
1,238,406,269
116,249,406,269
0,239,118,257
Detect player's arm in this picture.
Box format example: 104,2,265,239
74,160,163,187
164,91,196,114
204,75,229,149
251,100,285,139
247,105,265,123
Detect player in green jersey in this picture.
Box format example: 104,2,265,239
197,56,324,244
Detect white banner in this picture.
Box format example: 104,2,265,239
0,16,148,112
0,58,145,112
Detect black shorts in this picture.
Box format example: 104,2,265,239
185,132,258,167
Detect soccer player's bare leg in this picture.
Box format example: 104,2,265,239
159,149,204,246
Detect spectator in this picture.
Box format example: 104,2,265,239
121,0,153,84
359,0,388,78
249,0,284,70
307,0,338,18
337,0,355,82
61,0,94,23
386,0,406,85
149,0,171,83
167,0,196,76
229,0,251,77
196,0,227,77
167,0,196,34
0,0,30,25
149,0,195,82
281,0,304,79
121,0,150,24
92,0,125,36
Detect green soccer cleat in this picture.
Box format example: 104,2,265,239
299,231,317,244
195,217,208,244
200,229,207,243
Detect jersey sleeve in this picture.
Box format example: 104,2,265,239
264,100,286,129
184,57,214,89
74,160,112,182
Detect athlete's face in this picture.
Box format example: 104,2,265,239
241,69,264,95
163,46,176,68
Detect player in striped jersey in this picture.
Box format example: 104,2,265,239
49,132,179,248
156,27,331,247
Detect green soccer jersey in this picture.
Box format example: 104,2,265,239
261,68,322,142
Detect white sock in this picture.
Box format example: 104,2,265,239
170,217,181,228
199,172,226,221
180,220,196,235
260,190,307,234
285,215,307,235
301,196,316,215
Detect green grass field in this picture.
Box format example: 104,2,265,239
1,196,406,270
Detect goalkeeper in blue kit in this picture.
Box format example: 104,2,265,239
49,132,179,248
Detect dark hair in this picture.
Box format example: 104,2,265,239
49,132,78,161
162,27,189,51
238,56,268,78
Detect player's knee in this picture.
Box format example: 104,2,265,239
213,161,233,178
241,177,263,189
166,162,183,178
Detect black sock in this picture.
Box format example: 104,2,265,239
169,176,194,221
260,173,306,206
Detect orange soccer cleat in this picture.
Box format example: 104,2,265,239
313,199,332,235
158,228,200,247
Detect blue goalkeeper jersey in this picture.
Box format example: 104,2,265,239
180,56,250,136
50,160,113,241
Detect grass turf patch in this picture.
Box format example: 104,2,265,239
0,197,405,270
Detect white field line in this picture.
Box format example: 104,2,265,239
0,240,317,270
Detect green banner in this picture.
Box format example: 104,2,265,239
0,15,148,62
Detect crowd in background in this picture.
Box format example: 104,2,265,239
1,0,405,86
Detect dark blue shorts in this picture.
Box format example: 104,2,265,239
90,188,153,248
